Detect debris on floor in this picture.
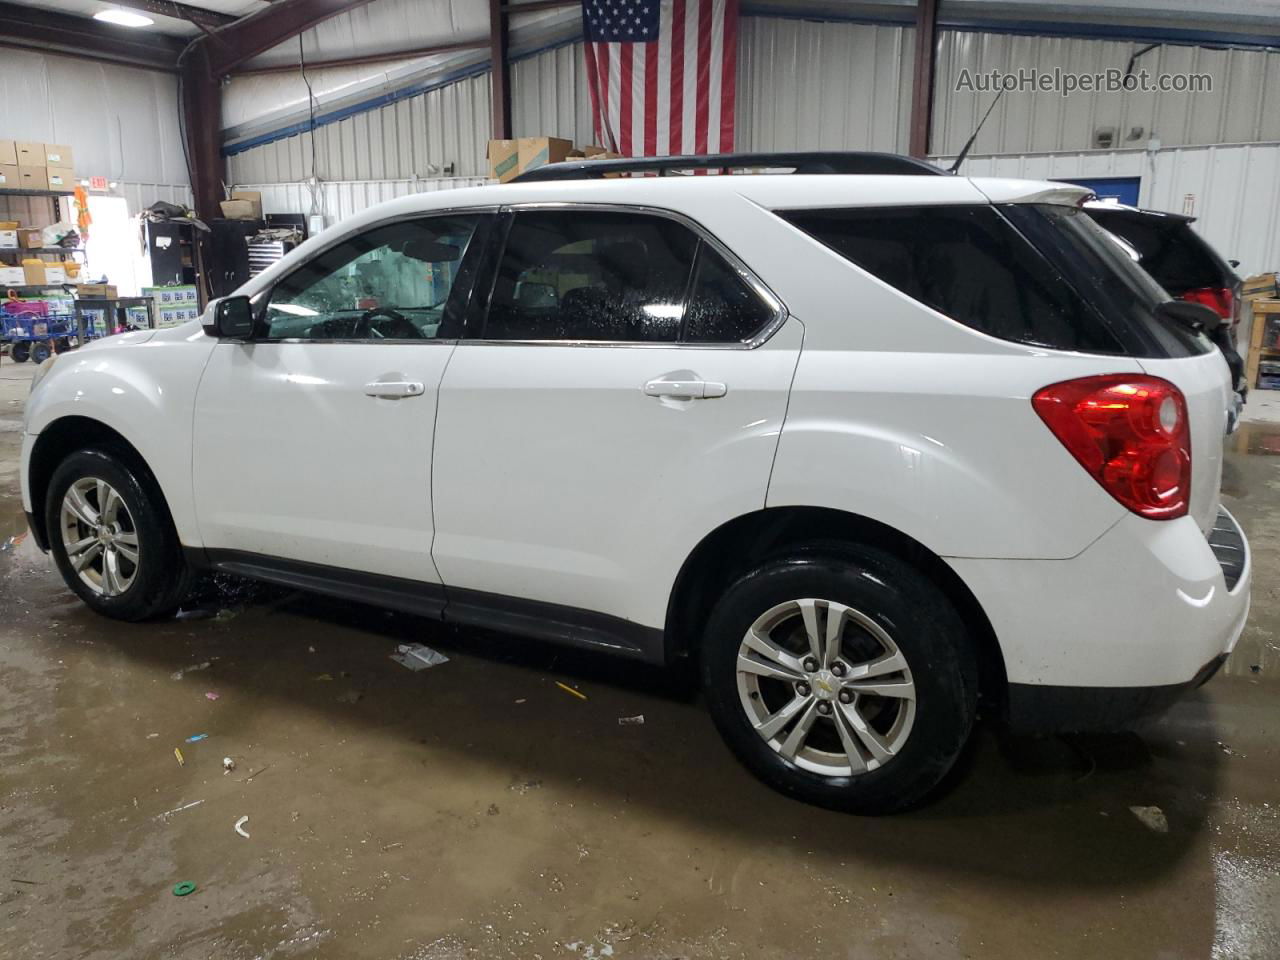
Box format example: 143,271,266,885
222,757,235,774
618,715,645,726
173,747,185,767
171,882,197,897
509,779,543,795
154,799,204,821
390,643,449,671
313,673,333,681
556,681,588,701
205,692,220,701
185,733,208,743
170,661,212,680
234,816,250,839
1130,805,1169,833
336,690,363,704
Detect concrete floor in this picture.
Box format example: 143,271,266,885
1,358,1278,960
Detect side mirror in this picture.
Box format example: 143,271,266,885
202,296,255,339
1155,299,1222,334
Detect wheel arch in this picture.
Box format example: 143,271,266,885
663,505,1008,713
27,417,167,552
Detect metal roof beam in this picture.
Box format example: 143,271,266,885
198,0,385,77
0,1,185,70
109,0,238,29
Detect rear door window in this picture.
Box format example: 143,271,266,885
780,205,1125,353
483,211,697,342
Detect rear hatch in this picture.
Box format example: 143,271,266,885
1001,202,1228,534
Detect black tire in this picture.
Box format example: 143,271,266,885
11,342,30,363
31,342,51,364
45,448,192,621
700,547,979,814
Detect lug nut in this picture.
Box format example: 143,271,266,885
817,701,832,715
830,662,846,677
803,657,819,673
838,689,853,704
796,682,810,697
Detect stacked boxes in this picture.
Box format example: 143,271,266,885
144,285,200,327
486,137,624,183
0,140,75,192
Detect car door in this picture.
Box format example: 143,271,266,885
192,212,489,587
430,206,803,644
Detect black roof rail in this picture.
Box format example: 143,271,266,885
510,151,949,182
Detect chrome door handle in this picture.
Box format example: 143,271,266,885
364,380,425,399
642,379,727,400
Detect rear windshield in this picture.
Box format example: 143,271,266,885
1085,208,1231,294
780,203,1211,358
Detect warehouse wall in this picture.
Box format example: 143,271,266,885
233,176,487,223
933,32,1280,156
227,71,491,186
738,18,915,153
940,141,1280,277
0,50,189,187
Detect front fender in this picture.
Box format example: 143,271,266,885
24,326,217,546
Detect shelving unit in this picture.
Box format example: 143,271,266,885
1246,299,1280,390
0,187,81,291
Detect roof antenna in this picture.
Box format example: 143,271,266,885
948,87,1007,174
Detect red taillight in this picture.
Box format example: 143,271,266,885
1032,375,1191,520
1181,285,1234,321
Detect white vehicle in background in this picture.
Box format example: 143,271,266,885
20,153,1250,814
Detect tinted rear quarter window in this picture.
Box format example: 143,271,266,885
781,205,1124,353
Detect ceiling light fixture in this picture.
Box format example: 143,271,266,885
93,8,155,28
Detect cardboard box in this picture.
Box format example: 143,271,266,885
16,141,43,165
230,190,262,219
0,267,25,286
0,140,15,166
18,166,48,191
517,136,574,176
487,139,520,183
0,230,16,249
43,265,67,284
581,145,608,157
1244,273,1278,300
0,220,17,230
19,228,44,249
0,164,19,189
22,260,46,284
77,283,118,299
219,199,257,220
46,168,73,190
43,144,73,168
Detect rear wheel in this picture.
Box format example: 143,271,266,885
46,449,192,621
11,342,30,363
31,342,51,364
700,548,978,814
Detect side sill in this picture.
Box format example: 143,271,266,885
186,547,665,663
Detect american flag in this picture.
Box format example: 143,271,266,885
582,0,739,157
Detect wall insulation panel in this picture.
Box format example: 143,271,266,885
0,50,188,186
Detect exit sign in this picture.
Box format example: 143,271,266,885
89,176,109,191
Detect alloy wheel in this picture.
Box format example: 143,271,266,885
59,477,140,597
736,598,916,776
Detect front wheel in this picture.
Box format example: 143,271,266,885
30,341,51,364
700,548,979,814
46,449,192,621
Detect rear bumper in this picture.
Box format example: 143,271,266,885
948,506,1250,731
1006,653,1227,734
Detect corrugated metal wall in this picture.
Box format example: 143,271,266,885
943,142,1280,277
738,18,915,153
227,72,492,186
234,176,487,224
511,42,595,145
933,32,1280,156
0,50,188,185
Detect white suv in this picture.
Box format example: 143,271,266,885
20,154,1251,813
